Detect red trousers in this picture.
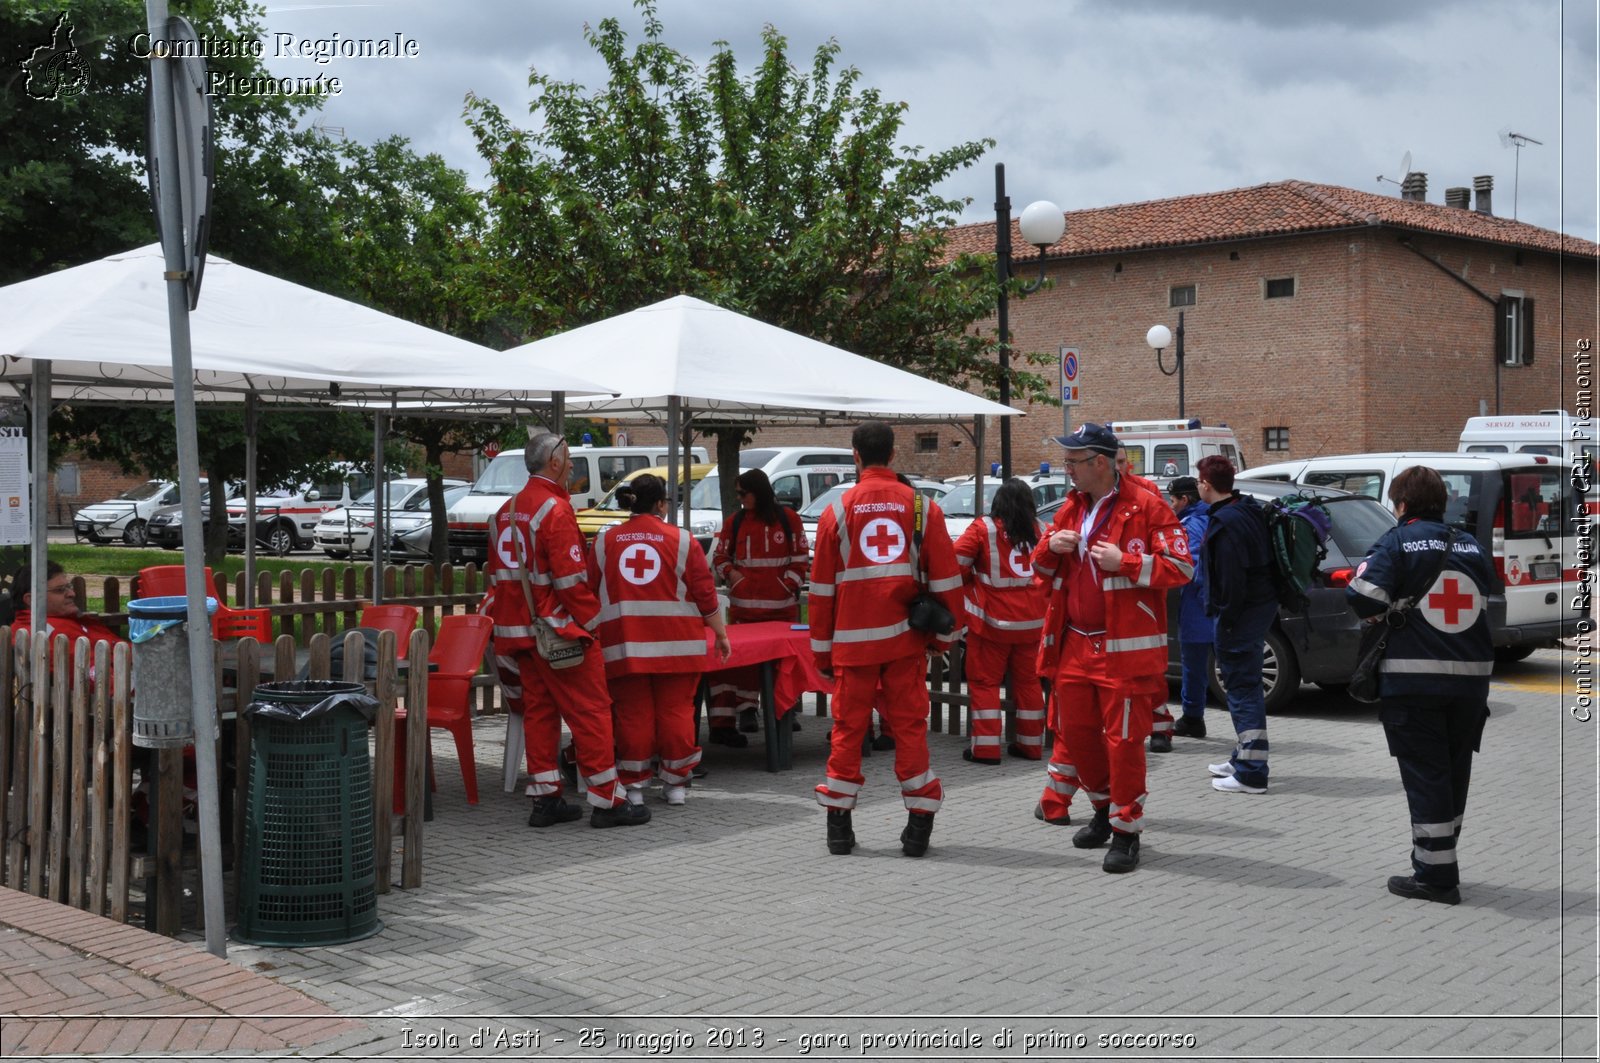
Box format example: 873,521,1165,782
964,635,1045,759
1037,631,1157,833
609,672,703,787
517,646,626,809
816,655,941,813
707,665,759,729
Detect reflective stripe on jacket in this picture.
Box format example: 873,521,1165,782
955,517,1047,645
712,506,809,620
808,467,964,668
1031,474,1192,680
485,476,601,649
591,513,720,676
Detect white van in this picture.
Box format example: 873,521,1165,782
685,463,857,551
1246,451,1585,657
1460,409,1598,512
226,464,375,555
446,444,706,564
1109,419,1245,479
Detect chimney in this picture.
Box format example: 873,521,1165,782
1401,172,1428,202
1445,186,1471,209
1473,174,1494,215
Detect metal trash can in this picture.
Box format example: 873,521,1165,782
234,680,383,946
128,595,218,749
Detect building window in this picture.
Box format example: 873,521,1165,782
915,432,939,454
1169,285,1195,308
1264,277,1295,299
1264,427,1290,452
1499,293,1534,366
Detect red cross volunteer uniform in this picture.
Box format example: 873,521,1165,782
954,516,1048,761
708,506,810,735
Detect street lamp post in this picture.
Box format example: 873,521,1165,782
994,162,1064,479
1145,310,1187,420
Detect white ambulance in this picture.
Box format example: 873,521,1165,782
1107,419,1245,479
445,443,706,565
1459,409,1598,512
1246,451,1585,659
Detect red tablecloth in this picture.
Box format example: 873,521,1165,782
703,621,833,717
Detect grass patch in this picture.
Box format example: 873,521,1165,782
48,544,373,583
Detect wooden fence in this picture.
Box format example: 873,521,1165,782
0,562,500,938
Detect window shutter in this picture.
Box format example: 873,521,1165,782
1495,297,1510,365
1522,297,1535,366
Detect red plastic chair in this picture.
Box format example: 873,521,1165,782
359,604,420,660
136,564,216,601
212,607,273,642
393,614,492,810
137,564,265,640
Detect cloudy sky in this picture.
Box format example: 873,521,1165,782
252,0,1596,239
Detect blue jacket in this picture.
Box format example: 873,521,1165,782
1201,492,1277,623
1177,500,1213,643
1346,517,1494,700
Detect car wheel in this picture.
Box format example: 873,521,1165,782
1208,627,1302,715
266,523,295,556
122,520,148,548
324,548,350,560
161,543,179,551
1494,645,1536,664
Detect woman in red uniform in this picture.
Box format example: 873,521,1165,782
591,475,731,806
707,469,809,745
954,479,1048,764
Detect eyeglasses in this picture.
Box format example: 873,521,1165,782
46,583,72,595
1060,456,1103,471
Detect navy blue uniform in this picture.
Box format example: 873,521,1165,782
1348,517,1494,891
1202,492,1278,788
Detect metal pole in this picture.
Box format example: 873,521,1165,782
666,396,681,524
1176,310,1186,420
994,163,1013,480
243,392,257,607
145,0,225,957
27,364,49,635
371,411,386,604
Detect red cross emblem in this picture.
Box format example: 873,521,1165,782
1008,545,1033,577
1421,573,1482,633
495,524,527,569
859,518,906,563
619,543,661,586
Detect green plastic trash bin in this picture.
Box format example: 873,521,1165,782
234,680,383,946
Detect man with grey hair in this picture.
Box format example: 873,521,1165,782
485,431,650,828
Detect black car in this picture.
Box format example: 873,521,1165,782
1038,479,1396,713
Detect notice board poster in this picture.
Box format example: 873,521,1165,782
0,427,30,546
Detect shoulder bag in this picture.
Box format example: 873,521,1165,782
1349,527,1455,703
906,491,956,635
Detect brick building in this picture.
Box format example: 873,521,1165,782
747,176,1599,480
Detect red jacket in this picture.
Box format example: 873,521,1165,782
590,514,720,677
712,506,809,621
13,613,128,649
484,475,601,649
1031,474,1192,679
955,517,1048,645
809,467,964,668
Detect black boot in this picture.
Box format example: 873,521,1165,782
1147,733,1173,753
826,810,856,855
590,802,652,828
1072,806,1112,849
1033,802,1071,826
1103,830,1141,873
900,812,934,857
528,795,583,828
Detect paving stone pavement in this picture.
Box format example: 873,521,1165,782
2,648,1595,1061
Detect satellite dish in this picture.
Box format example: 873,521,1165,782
1377,150,1413,188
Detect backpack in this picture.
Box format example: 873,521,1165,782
1262,494,1332,613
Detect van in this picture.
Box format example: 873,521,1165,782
1459,409,1598,512
225,464,376,556
1246,451,1585,657
446,444,706,565
1108,419,1245,479
686,463,857,552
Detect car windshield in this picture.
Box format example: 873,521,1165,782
801,483,852,519
939,482,1001,518
352,482,419,508
473,453,529,494
1319,497,1396,560
116,482,168,502
738,449,778,469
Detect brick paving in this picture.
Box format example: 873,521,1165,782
0,647,1595,1061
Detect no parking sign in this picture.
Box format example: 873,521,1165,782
1060,346,1081,406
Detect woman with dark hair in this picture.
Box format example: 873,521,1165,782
708,468,810,744
953,478,1048,765
1348,464,1494,905
591,474,731,806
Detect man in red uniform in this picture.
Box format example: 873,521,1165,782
1032,424,1192,873
810,422,964,858
8,561,128,649
1116,444,1176,754
485,432,650,830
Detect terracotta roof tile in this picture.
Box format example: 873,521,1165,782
942,180,1599,262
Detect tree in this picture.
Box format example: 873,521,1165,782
463,1,1055,509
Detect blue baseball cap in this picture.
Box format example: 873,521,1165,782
1050,422,1120,456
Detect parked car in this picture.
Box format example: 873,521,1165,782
314,478,467,559
941,471,1068,542
573,464,714,545
145,479,242,550
226,465,375,555
387,483,471,561
687,464,857,551
1038,478,1397,714
73,480,177,546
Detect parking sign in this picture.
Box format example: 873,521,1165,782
1060,346,1081,406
